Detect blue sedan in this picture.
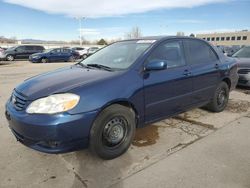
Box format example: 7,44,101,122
5,36,238,159
29,48,80,63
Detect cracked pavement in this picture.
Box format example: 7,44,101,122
0,61,249,188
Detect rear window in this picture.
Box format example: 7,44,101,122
185,39,219,65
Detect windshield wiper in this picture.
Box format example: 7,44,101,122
75,62,92,69
86,64,113,71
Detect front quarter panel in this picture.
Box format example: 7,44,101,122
68,70,144,121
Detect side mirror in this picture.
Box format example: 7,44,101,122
145,60,168,71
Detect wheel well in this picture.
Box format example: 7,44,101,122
110,101,139,127
222,78,231,89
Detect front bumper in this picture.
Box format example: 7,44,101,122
5,100,98,153
29,56,41,63
238,73,250,87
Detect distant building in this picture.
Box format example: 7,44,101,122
196,30,250,46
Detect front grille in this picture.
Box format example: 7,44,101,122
238,69,250,74
11,90,27,111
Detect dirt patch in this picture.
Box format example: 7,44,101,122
133,125,160,147
226,100,250,113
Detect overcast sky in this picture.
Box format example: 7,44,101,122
0,0,249,41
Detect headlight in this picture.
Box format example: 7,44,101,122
26,93,80,114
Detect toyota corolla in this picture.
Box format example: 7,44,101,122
5,36,238,159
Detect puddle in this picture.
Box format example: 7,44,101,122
133,125,160,147
226,100,250,113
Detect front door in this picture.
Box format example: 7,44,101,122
144,40,193,123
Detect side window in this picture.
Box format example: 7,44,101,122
185,40,218,65
16,46,25,52
25,46,34,51
51,49,61,53
147,41,185,68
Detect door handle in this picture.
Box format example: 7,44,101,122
183,70,192,76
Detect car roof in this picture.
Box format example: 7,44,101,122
120,36,201,43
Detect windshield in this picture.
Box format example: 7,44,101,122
79,41,152,70
233,47,250,58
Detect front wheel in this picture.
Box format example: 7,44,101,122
41,58,48,63
90,104,136,160
6,55,14,61
206,82,229,112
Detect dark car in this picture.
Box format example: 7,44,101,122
29,48,80,63
5,36,238,159
232,46,250,87
0,45,45,61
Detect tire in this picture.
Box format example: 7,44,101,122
206,82,229,112
41,58,48,63
68,56,75,62
90,104,136,160
6,55,14,61
82,54,88,59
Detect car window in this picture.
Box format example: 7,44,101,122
51,49,61,53
147,40,186,68
77,47,84,50
35,46,44,51
233,47,250,58
185,39,218,65
62,49,71,53
25,46,35,51
16,46,25,52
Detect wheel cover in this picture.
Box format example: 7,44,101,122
7,55,13,61
217,88,227,107
41,58,47,63
102,117,128,147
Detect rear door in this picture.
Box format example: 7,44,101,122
183,39,221,104
24,46,36,58
144,39,193,123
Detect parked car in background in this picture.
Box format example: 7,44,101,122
71,47,89,59
233,46,250,87
0,47,6,59
0,45,45,61
5,36,238,159
85,47,99,58
29,48,80,63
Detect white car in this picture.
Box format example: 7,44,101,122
71,47,89,59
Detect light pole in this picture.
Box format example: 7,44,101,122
76,17,85,46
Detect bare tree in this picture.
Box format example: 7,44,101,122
125,26,142,39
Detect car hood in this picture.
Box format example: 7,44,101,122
16,65,119,100
235,58,250,68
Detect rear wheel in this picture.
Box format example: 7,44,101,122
6,55,14,61
41,58,48,63
206,82,229,112
90,104,136,160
